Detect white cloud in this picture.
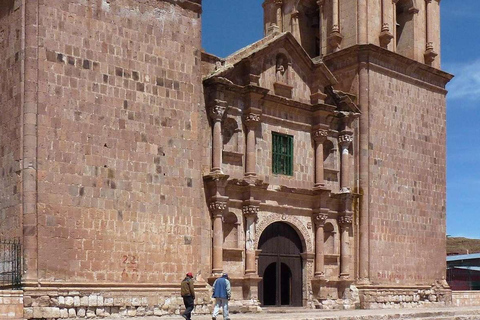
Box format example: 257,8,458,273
445,59,480,101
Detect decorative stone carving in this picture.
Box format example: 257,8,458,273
208,102,226,122
255,214,313,253
275,54,288,83
243,113,261,128
338,134,353,145
379,23,394,48
313,213,328,227
338,215,353,226
242,204,260,218
209,201,227,216
312,129,329,142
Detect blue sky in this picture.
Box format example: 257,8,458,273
202,1,480,238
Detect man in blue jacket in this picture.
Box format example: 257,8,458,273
211,273,231,320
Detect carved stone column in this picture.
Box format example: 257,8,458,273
317,0,325,56
243,199,260,275
313,210,328,278
274,0,283,32
209,100,227,173
338,132,353,192
313,127,329,188
209,196,228,275
328,0,343,51
243,110,261,177
291,10,300,41
424,0,438,64
338,215,352,279
379,0,394,48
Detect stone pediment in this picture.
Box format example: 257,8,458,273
204,32,338,105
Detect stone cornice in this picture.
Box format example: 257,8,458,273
323,44,453,89
161,0,202,13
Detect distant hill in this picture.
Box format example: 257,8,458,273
447,237,480,256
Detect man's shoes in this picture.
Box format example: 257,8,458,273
182,315,187,320
212,317,216,320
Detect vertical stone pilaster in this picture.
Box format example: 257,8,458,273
338,215,352,279
208,100,227,173
243,199,260,275
23,0,39,283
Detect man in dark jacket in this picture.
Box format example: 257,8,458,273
181,272,195,320
211,273,231,320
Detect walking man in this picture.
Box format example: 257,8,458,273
212,273,231,320
181,272,195,320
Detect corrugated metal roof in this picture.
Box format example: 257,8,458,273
447,253,480,262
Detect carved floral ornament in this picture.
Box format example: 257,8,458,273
209,201,227,214
313,128,329,142
243,113,261,126
313,213,328,226
208,104,226,122
338,215,353,226
338,134,353,145
242,204,260,218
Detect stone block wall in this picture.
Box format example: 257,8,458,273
23,289,212,319
367,66,447,285
0,0,23,239
27,0,209,284
359,286,451,309
452,291,480,307
0,290,23,319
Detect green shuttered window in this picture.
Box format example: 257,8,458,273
272,132,293,176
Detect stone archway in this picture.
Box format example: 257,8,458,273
258,222,303,307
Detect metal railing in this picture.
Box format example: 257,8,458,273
0,239,21,289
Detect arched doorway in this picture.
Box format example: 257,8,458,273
258,222,303,306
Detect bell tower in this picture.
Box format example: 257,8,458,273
264,0,451,308
263,0,441,67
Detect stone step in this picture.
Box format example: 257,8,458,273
106,306,480,320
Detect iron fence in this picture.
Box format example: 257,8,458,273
0,239,21,289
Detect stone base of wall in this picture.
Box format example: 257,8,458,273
358,284,452,309
23,285,214,319
452,291,480,307
0,290,23,319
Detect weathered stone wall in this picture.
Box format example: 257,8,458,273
24,288,212,319
32,0,209,284
0,0,23,239
452,291,480,307
367,66,447,285
0,290,23,319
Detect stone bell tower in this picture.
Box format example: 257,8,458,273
263,0,452,308
263,0,441,67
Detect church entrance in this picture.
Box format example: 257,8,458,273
258,222,303,307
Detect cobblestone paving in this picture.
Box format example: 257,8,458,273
103,306,480,320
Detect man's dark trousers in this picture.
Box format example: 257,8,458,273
183,295,194,319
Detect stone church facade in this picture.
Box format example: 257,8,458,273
0,0,452,318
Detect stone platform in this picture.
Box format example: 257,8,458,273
103,306,480,320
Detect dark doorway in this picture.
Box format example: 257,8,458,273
258,222,303,307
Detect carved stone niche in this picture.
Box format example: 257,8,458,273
273,52,293,98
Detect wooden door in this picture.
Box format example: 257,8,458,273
258,222,303,306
